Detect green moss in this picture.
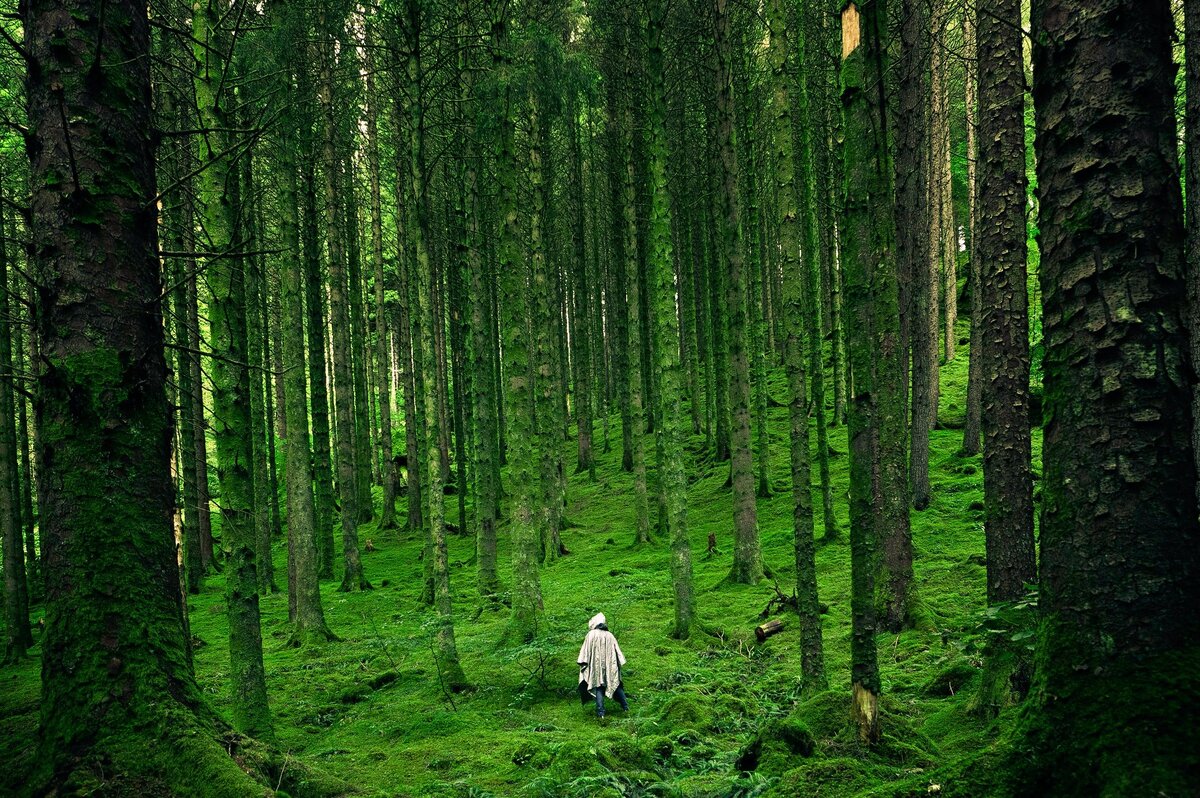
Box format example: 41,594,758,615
767,757,877,797
656,693,713,730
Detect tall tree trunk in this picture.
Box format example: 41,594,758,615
961,9,983,456
492,2,543,641
192,0,272,739
13,269,38,601
622,104,651,547
1185,0,1200,505
1022,0,1200,791
932,0,957,364
170,222,203,595
714,0,762,586
768,0,826,690
275,0,336,645
319,6,368,592
978,0,1034,607
531,90,566,563
26,1,265,786
469,39,500,599
904,0,935,510
568,89,596,480
365,24,398,531
971,0,1035,716
242,143,277,595
841,0,909,741
345,165,375,525
0,177,30,663
647,0,695,639
405,0,468,688
302,164,336,579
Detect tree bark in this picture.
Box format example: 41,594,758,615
647,0,695,639
319,5,368,593
961,8,983,456
768,0,827,690
841,0,906,742
26,0,264,785
193,0,272,738
492,1,543,642
1021,0,1200,791
714,0,762,586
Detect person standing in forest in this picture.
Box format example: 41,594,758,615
577,613,628,719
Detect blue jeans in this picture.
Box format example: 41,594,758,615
593,685,628,716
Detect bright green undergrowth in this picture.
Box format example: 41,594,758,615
1,320,1038,797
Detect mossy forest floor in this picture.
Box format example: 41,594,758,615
0,336,1038,797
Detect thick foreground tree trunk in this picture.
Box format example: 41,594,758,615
26,1,271,791
1017,0,1200,793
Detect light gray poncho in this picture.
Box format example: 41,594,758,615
577,613,626,692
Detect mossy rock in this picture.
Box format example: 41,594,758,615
923,660,980,697
657,693,713,730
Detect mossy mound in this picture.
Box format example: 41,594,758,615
766,756,878,797
656,692,714,731
922,659,980,697
793,690,851,741
735,715,815,776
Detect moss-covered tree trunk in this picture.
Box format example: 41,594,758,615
346,169,375,527
896,0,933,512
27,0,268,786
492,1,543,641
795,0,837,542
274,0,336,646
404,0,468,688
969,0,1035,716
961,9,982,457
622,97,652,548
932,0,956,365
469,40,501,600
193,0,272,739
390,138,424,537
185,195,215,573
647,0,695,639
531,88,566,563
168,202,203,596
319,6,368,593
768,0,827,691
567,86,596,480
0,175,30,664
841,0,909,741
714,0,762,586
241,143,278,596
1018,2,1200,791
302,160,337,579
365,24,397,532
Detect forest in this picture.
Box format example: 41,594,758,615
0,0,1198,795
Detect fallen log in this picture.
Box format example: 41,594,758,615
755,619,784,643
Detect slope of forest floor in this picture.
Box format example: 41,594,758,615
0,333,1038,797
